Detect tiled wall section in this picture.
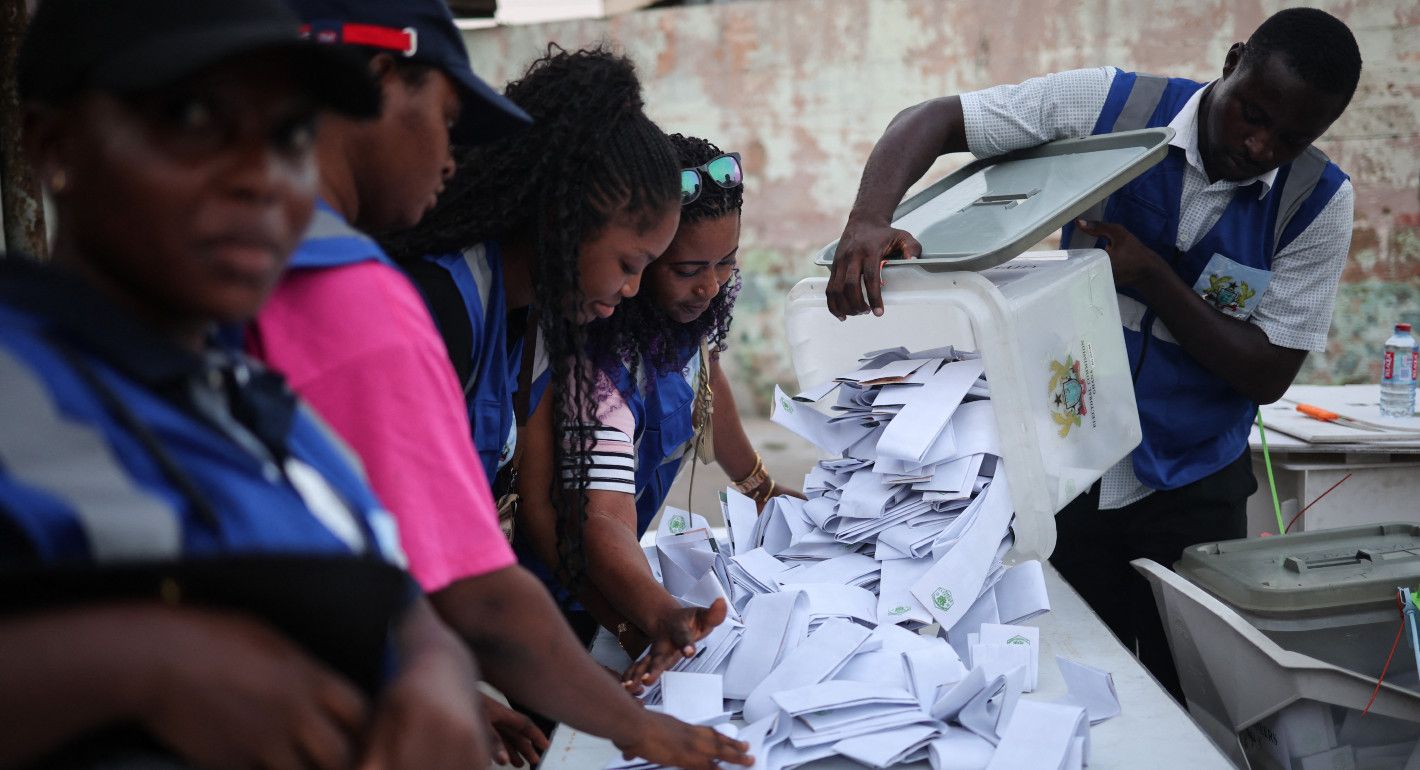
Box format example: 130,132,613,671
463,0,1420,413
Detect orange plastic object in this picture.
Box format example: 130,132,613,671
1296,403,1341,422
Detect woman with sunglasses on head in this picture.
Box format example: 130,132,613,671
0,1,492,767
518,134,805,688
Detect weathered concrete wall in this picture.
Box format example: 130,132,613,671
464,0,1420,413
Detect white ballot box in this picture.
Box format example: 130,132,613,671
791,129,1176,560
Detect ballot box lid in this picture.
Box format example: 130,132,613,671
1176,522,1420,617
812,128,1174,272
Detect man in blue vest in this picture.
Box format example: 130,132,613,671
826,8,1361,698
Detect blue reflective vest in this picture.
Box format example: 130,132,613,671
0,261,403,566
608,347,703,537
1060,71,1348,489
407,242,549,483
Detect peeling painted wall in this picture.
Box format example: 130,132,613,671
463,0,1420,413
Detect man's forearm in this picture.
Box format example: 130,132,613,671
430,565,644,742
1135,262,1304,403
847,96,968,225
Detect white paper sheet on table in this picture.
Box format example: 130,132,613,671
724,591,807,699
911,474,1015,631
791,708,935,749
771,679,919,716
970,643,1032,692
783,552,880,588
742,618,872,723
929,726,997,770
660,671,726,724
834,649,912,691
837,470,899,520
876,359,983,463
724,489,760,556
904,644,968,707
1055,657,1121,724
946,590,1000,663
681,569,739,621
957,667,1025,746
834,722,942,768
730,547,789,593
993,560,1050,624
877,556,935,626
659,507,711,538
931,665,987,722
978,624,1039,691
942,401,1002,461
771,385,874,455
984,700,1088,770
778,583,878,626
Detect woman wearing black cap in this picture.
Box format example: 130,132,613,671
0,1,488,768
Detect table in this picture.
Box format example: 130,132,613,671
539,563,1234,770
1247,385,1420,535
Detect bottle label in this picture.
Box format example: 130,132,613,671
1411,351,1419,381
1384,351,1394,380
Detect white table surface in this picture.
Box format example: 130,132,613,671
1251,385,1420,453
539,563,1234,770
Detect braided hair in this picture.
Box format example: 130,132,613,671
382,45,679,593
587,133,744,392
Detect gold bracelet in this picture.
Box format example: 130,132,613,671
751,476,776,505
731,453,768,495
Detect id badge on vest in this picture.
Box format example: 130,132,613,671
1191,253,1271,320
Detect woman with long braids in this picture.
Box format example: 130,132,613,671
518,134,804,688
382,46,727,722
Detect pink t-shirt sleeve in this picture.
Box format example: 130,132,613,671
249,261,515,592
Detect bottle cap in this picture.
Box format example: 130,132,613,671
1399,323,1413,332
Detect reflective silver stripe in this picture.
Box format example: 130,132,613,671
460,243,494,318
1117,294,1178,346
0,346,181,560
529,327,549,386
1114,74,1169,133
1273,146,1328,250
1065,74,1170,250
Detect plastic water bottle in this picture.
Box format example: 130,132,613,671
1380,322,1417,418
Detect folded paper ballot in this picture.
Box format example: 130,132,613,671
609,347,1109,770
984,700,1088,770
1055,657,1121,724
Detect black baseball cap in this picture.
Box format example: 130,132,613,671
287,0,532,145
17,0,380,118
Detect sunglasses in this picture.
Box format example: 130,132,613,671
680,152,743,205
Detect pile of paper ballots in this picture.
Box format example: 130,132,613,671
608,348,1118,770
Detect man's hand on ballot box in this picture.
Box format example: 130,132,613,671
826,218,923,320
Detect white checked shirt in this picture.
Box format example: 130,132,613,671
960,68,1354,508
